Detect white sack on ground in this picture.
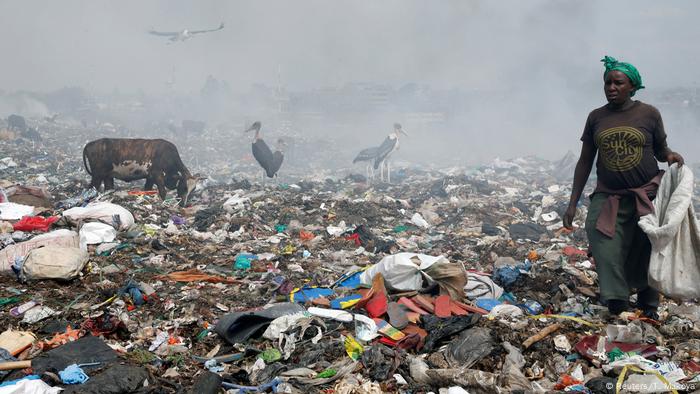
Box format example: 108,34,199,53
638,164,700,300
20,246,88,281
359,253,467,299
0,229,79,272
63,201,134,230
465,272,504,300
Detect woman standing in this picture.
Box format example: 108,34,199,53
563,56,684,318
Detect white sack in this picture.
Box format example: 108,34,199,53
638,164,700,300
465,272,504,300
63,202,134,230
21,246,88,281
359,253,445,291
0,202,34,220
0,229,79,272
79,222,117,251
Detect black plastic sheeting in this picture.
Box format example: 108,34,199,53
420,314,481,353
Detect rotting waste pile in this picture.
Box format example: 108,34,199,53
1,123,700,393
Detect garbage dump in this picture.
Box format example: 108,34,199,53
1,123,699,394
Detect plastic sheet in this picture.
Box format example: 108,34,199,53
0,202,34,220
422,314,481,352
445,327,494,368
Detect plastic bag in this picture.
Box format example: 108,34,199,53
361,345,399,382
79,222,117,251
422,314,481,352
445,327,494,368
12,216,59,232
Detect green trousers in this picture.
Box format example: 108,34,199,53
586,193,653,302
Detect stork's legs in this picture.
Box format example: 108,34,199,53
377,159,389,183
365,163,376,185
387,160,391,184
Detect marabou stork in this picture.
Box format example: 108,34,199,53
352,146,380,181
148,22,224,43
353,123,407,183
245,121,285,180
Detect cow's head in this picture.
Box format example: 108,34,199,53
177,174,200,207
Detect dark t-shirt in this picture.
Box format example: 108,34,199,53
581,101,671,189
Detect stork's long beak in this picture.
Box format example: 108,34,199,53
399,129,408,137
244,125,255,133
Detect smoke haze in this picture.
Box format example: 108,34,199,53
1,0,698,167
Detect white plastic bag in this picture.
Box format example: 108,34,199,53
0,378,62,394
79,222,117,251
63,202,134,230
410,213,430,229
638,164,700,300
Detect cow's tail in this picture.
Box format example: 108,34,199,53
82,146,93,176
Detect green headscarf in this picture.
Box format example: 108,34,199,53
601,55,645,96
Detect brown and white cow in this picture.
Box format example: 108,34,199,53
82,138,197,206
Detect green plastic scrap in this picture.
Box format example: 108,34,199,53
316,369,336,379
607,347,625,362
275,224,287,233
393,225,409,233
196,329,209,341
0,297,20,307
259,348,282,363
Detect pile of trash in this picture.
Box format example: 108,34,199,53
0,123,699,393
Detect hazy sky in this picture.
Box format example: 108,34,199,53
1,1,698,164
1,1,699,94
